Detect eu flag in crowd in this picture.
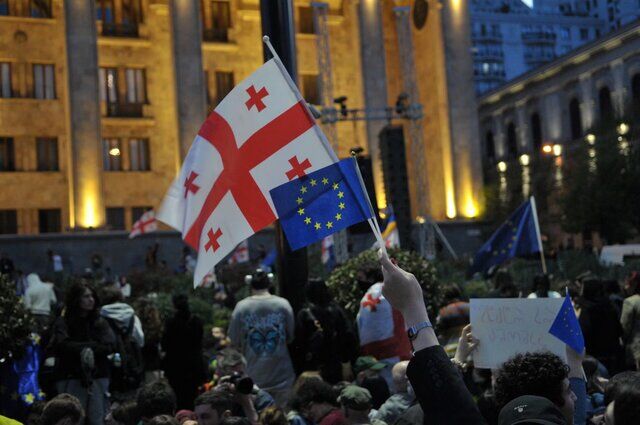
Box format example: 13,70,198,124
549,292,585,353
270,158,373,250
0,335,45,418
469,199,541,275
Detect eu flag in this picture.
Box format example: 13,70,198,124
270,158,373,250
469,199,541,275
0,335,45,418
549,293,585,353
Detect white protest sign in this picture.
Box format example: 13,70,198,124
470,298,565,369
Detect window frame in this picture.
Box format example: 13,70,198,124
38,208,61,233
36,137,59,171
0,137,15,172
102,138,123,171
1,63,11,98
128,138,150,171
33,63,56,100
0,209,17,234
106,207,126,230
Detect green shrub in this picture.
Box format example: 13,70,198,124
0,276,34,361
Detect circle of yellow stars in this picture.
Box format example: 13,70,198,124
491,221,518,256
296,177,346,231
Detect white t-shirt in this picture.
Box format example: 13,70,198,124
527,291,562,299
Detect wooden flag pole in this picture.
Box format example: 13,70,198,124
530,196,547,274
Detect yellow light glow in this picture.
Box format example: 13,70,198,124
463,200,478,218
451,0,463,13
81,195,99,228
497,161,507,173
542,144,553,154
445,190,457,219
109,148,121,156
589,148,596,158
519,154,530,166
617,122,629,135
416,215,426,224
552,144,563,157
585,134,596,145
379,211,387,220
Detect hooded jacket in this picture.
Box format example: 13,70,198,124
100,302,145,348
24,273,57,315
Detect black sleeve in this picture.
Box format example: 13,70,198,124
407,345,485,425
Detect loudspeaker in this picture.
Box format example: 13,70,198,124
348,155,380,234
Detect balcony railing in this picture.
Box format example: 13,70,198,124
101,22,139,38
524,50,555,63
472,31,503,42
521,31,556,44
106,102,144,118
474,50,505,61
203,28,229,43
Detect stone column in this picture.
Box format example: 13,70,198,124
440,0,483,218
358,0,387,208
64,0,105,228
171,0,207,159
493,114,506,159
515,103,529,152
543,91,563,142
610,59,626,116
579,73,595,131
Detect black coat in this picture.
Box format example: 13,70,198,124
52,314,116,380
161,311,204,381
406,346,485,424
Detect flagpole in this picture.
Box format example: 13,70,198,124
530,196,547,274
351,154,386,254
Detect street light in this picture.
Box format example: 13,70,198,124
552,144,563,157
497,161,507,172
585,134,596,145
617,122,629,135
519,154,530,166
542,144,553,154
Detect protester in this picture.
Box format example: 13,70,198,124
258,406,287,425
162,294,204,410
604,280,624,319
337,385,383,425
52,283,115,425
148,415,180,425
100,286,145,397
23,273,57,333
620,271,640,370
109,400,140,425
436,283,470,354
137,380,177,424
487,269,518,298
582,356,607,419
370,361,413,424
228,269,295,407
296,278,358,383
579,278,624,374
527,274,561,298
135,298,164,382
39,394,84,425
47,249,64,285
498,395,566,425
603,371,640,425
294,379,345,425
175,410,197,425
193,390,234,425
0,251,15,277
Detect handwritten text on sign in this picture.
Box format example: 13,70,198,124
470,298,565,369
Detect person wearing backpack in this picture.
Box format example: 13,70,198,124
296,278,358,384
99,286,145,399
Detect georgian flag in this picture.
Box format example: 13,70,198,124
129,210,157,239
158,59,336,287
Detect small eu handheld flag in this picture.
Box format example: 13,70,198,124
549,292,585,353
270,158,373,250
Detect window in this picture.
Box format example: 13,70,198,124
36,138,59,171
99,68,119,104
1,63,10,98
298,7,314,34
0,210,17,234
301,74,320,105
106,207,125,230
204,70,211,106
215,71,234,105
98,0,141,36
506,123,518,159
485,131,495,161
33,64,55,99
0,137,14,171
530,113,542,150
125,68,146,104
0,0,8,16
121,0,143,24
631,74,640,106
38,209,61,233
132,206,152,222
103,138,123,171
580,28,589,41
129,138,150,171
204,1,231,42
30,0,52,18
96,0,114,23
569,98,583,140
560,27,571,40
598,86,614,123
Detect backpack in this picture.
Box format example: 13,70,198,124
106,316,144,394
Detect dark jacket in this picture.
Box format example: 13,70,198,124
161,310,204,380
52,314,116,380
406,345,485,424
579,299,623,371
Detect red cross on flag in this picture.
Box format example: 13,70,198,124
158,58,336,287
129,210,158,239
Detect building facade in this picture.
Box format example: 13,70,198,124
0,0,483,236
471,0,607,94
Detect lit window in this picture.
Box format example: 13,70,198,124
103,138,122,171
0,63,11,98
33,64,55,99
36,138,59,171
129,138,150,171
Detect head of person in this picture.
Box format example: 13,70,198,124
494,352,575,424
108,400,140,425
532,274,551,297
360,376,390,410
295,379,339,423
391,361,409,394
193,390,234,425
494,269,513,291
611,377,640,425
603,279,621,297
291,371,323,402
25,400,46,425
101,285,124,305
624,271,640,296
355,265,383,292
498,395,566,425
581,278,604,302
218,418,250,425
338,385,373,424
26,273,43,287
258,407,288,425
175,410,197,425
245,268,272,291
65,282,99,318
172,293,190,314
148,415,179,425
441,283,463,306
135,298,163,341
582,355,605,395
354,356,386,384
604,371,640,405
137,380,177,423
216,347,247,377
40,394,85,425
306,278,332,306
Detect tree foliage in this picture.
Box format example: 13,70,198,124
0,276,34,361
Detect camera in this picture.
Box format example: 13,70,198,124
223,372,254,395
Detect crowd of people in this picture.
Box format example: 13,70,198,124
1,250,640,425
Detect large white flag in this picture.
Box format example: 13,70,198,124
158,59,336,286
